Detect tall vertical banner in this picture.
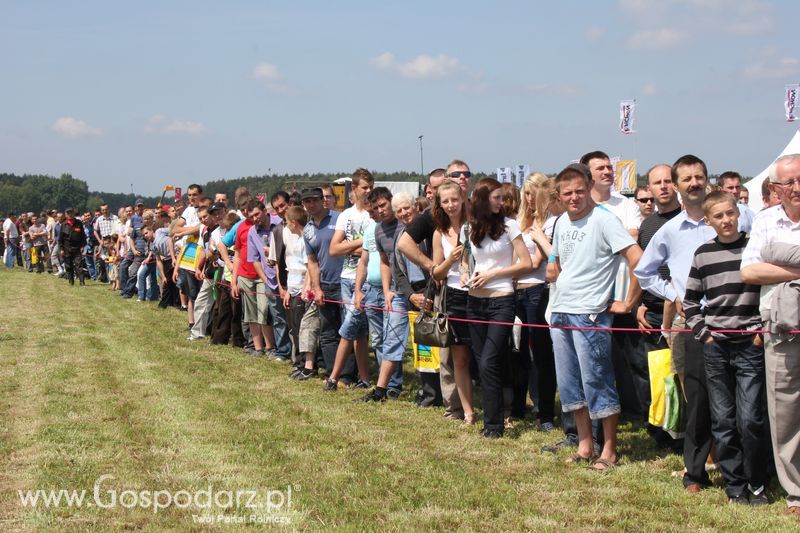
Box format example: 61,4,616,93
619,99,636,134
785,84,799,122
496,167,513,184
515,164,530,188
615,160,637,194
174,187,182,202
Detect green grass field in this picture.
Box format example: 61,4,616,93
0,269,797,531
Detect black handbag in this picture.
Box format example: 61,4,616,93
413,277,450,348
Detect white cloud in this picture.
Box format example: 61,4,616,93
742,55,800,80
250,62,293,94
641,82,657,95
628,28,686,49
144,114,208,135
251,63,283,82
369,52,462,79
51,117,102,138
619,0,773,45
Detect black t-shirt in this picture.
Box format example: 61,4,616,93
638,206,682,312
404,209,436,247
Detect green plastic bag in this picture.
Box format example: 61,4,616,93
662,374,686,438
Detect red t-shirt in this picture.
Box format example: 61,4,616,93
235,219,258,279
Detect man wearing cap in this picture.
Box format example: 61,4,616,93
547,163,643,470
58,208,87,286
302,186,346,378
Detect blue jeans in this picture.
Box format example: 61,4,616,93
704,338,769,497
468,294,516,433
319,281,354,379
84,246,97,280
267,292,292,359
137,262,159,301
363,283,385,361
380,292,406,391
119,256,133,295
516,284,556,423
550,311,620,420
339,278,369,340
4,239,18,268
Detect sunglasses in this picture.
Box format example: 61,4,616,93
636,197,655,204
448,171,472,178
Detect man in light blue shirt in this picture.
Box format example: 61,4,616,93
547,163,643,471
633,154,743,494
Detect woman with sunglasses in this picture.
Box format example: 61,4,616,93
431,180,474,424
462,177,532,438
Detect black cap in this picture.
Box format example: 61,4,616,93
208,202,225,213
135,198,144,206
562,162,593,182
301,187,324,200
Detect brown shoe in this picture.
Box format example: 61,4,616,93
685,483,703,494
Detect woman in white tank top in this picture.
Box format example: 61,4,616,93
431,181,475,424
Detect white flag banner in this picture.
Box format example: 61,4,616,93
515,164,530,188
496,167,513,183
619,99,636,134
786,84,799,122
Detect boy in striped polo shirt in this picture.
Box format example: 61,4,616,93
683,191,769,506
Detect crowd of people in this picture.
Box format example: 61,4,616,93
2,152,800,514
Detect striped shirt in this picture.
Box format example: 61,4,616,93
684,233,762,342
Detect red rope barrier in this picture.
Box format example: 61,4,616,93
206,277,791,336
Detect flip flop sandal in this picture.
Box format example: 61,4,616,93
591,457,619,472
564,453,596,465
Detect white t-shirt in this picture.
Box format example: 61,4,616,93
334,205,372,280
3,218,18,239
595,193,641,302
439,229,464,289
551,207,636,314
180,205,200,247
461,217,522,293
270,227,307,295
517,214,556,285
597,192,642,230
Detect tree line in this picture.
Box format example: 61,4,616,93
2,169,741,216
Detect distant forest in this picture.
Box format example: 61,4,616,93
0,171,440,214
1,168,738,215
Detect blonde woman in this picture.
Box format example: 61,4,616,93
515,173,562,431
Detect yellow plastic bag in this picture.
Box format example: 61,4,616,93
648,348,672,427
408,311,441,373
30,246,38,265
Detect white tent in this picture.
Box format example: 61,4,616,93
744,129,800,204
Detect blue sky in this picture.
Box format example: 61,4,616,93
2,0,799,194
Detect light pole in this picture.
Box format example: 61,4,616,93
418,135,424,177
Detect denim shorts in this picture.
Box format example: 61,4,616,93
338,278,369,340
549,311,620,420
